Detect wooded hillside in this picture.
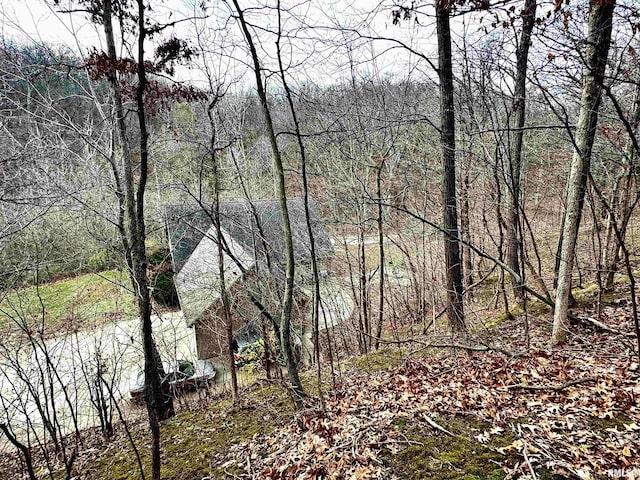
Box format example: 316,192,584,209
0,0,639,478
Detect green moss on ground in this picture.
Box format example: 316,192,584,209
568,278,638,309
571,283,600,302
385,415,512,480
86,385,291,480
588,414,632,431
484,310,516,329
487,298,553,326
347,347,407,372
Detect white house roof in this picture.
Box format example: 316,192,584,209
165,198,333,326
174,226,255,327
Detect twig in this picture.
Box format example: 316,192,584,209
518,424,538,480
505,377,596,392
404,341,521,359
421,415,455,437
544,460,584,478
427,343,521,358
367,438,424,448
580,316,636,338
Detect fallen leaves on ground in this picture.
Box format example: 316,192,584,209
221,313,640,479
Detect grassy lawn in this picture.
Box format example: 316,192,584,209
0,270,137,332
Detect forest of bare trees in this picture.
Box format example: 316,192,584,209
0,0,639,478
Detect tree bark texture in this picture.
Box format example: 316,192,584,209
552,0,615,345
460,167,473,292
232,0,304,406
207,103,239,401
101,4,174,480
374,159,386,349
436,0,465,331
507,0,537,303
134,3,175,479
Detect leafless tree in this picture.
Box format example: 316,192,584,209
552,0,616,345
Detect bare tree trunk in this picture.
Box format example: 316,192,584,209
436,0,464,331
101,2,133,283
0,424,37,480
603,77,640,287
232,0,304,406
553,191,577,306
458,45,475,296
507,0,537,304
101,3,173,479
460,163,473,293
374,158,386,349
275,1,325,407
493,147,512,316
207,102,239,401
359,225,371,350
133,3,175,479
552,0,615,345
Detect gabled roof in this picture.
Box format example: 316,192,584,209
165,197,333,276
165,198,333,326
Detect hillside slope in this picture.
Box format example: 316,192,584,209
2,282,636,480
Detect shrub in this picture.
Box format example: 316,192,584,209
87,250,118,272
148,248,179,307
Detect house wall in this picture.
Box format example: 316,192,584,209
194,274,311,361
195,307,239,360
194,280,255,360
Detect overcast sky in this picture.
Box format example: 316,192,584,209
0,0,571,92
1,1,102,49
1,1,442,84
